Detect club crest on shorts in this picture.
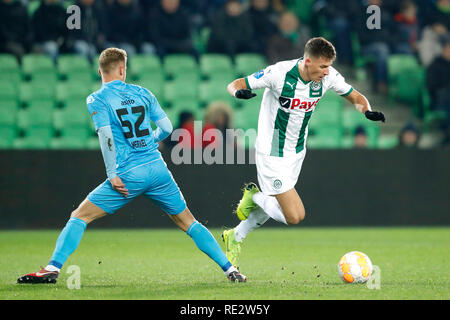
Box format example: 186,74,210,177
273,179,282,189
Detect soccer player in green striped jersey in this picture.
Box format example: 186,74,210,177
222,37,385,268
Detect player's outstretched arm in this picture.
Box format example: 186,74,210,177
227,78,257,100
344,89,386,122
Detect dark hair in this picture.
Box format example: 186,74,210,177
304,37,336,60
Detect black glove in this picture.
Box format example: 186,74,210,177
235,89,256,99
365,110,386,122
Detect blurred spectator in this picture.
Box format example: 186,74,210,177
148,0,196,58
105,0,143,57
266,11,310,64
317,0,360,65
202,101,235,149
392,0,419,54
427,37,450,144
0,0,30,61
68,0,107,62
207,0,257,56
31,0,68,62
417,22,449,66
398,122,420,148
164,111,196,149
422,0,450,30
356,0,396,94
353,126,368,149
248,0,278,56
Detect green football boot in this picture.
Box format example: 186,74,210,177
222,228,241,267
235,182,260,221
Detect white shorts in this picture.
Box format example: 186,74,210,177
255,150,306,195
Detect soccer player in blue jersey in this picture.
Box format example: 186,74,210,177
17,48,247,284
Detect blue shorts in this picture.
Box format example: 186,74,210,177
87,158,187,215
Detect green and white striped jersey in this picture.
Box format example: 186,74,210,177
245,58,353,157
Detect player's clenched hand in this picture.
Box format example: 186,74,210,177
110,176,129,197
365,110,386,122
235,89,256,99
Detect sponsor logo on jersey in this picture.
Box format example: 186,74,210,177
253,70,264,79
86,95,95,104
278,96,321,112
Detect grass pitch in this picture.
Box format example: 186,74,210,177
0,227,448,300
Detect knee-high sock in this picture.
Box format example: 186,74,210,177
48,217,87,269
186,221,235,275
252,192,287,225
235,208,270,242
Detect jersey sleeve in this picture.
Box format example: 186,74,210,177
141,87,167,122
245,64,278,91
328,69,353,96
86,94,110,131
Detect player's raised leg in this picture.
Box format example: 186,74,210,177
17,199,107,284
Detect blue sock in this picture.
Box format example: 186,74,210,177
186,221,232,272
48,217,87,269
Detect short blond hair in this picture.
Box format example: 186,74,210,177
99,48,127,74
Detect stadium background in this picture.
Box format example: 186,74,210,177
0,0,449,229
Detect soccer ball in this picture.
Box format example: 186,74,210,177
338,251,373,283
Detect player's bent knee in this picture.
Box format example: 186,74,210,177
285,209,305,225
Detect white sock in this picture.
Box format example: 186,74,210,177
235,208,270,242
224,265,238,277
45,265,60,272
252,192,287,225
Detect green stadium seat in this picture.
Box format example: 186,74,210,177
377,135,399,149
309,105,342,133
31,72,58,86
13,136,51,149
199,80,235,107
50,137,87,149
395,67,426,117
61,127,91,140
0,106,18,127
0,81,19,102
387,55,420,83
164,80,198,105
234,53,266,77
129,55,163,80
19,82,55,106
86,137,100,149
17,105,54,131
58,54,91,77
0,54,21,86
163,54,198,78
56,81,91,105
0,54,20,72
342,108,379,147
53,107,90,131
66,72,94,84
0,99,19,113
22,54,56,77
317,91,344,109
171,99,201,116
341,135,354,149
25,127,54,140
200,54,233,78
0,127,17,148
207,70,236,84
307,127,343,149
234,103,259,130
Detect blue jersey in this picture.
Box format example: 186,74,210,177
86,80,167,175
